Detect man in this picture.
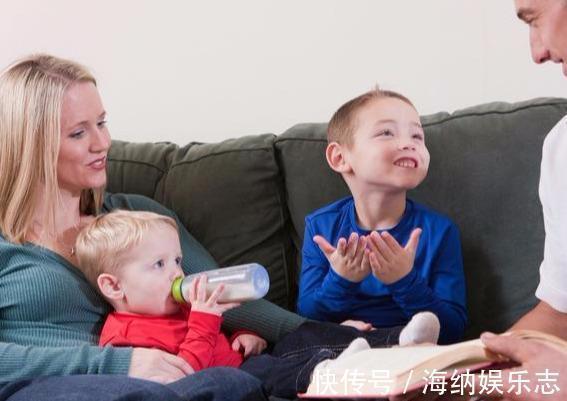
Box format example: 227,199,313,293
393,2,567,400
509,0,567,337
477,3,567,397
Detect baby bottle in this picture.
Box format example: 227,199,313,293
171,263,270,304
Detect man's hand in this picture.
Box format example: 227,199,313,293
389,332,567,401
188,275,240,316
231,333,267,358
313,232,371,282
368,228,421,284
129,347,194,384
477,332,567,401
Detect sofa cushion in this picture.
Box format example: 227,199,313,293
106,141,177,199
163,135,294,308
276,97,567,338
108,135,295,309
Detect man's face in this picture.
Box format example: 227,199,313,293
515,0,567,76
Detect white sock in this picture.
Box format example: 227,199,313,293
313,337,370,371
398,311,440,346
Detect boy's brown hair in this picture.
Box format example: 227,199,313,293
75,210,179,288
327,87,415,147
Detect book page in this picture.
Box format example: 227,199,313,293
303,339,491,398
302,330,566,398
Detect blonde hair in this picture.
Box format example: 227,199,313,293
328,87,415,147
0,54,103,244
75,210,179,287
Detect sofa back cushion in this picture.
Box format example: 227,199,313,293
107,134,296,309
106,141,177,198
276,98,567,338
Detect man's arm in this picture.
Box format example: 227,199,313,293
510,300,567,340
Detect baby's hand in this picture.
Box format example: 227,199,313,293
231,334,267,358
367,228,421,284
340,319,374,331
313,233,371,283
188,275,240,316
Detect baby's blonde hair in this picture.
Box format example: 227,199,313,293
75,210,178,287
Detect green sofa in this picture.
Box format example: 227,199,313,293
107,97,567,341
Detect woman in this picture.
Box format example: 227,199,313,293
0,54,304,400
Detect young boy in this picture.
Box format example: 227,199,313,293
297,88,467,344
76,209,440,398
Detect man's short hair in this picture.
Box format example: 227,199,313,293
327,87,415,146
75,210,178,287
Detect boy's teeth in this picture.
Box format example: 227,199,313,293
394,160,416,168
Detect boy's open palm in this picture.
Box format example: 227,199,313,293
368,228,421,284
313,232,371,282
188,275,240,316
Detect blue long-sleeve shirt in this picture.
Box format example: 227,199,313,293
297,196,467,344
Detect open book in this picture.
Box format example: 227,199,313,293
300,330,567,398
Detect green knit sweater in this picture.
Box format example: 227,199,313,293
0,193,305,383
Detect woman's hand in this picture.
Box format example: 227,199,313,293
188,275,240,316
231,334,267,357
129,347,194,384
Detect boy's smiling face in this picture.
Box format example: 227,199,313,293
342,97,429,193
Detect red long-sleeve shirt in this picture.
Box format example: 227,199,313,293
99,308,245,371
